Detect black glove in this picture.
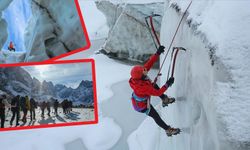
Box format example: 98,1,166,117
156,45,165,55
166,77,174,87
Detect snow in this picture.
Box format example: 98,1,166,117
128,115,161,150
0,117,121,150
0,50,26,63
3,108,94,127
79,1,109,40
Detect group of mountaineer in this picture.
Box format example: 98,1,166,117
0,94,74,128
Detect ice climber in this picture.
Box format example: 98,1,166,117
129,45,181,137
8,41,15,52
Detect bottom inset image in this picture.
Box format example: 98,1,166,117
0,59,97,131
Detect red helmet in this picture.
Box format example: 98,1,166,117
131,65,144,79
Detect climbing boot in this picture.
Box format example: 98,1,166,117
162,97,175,107
165,127,181,137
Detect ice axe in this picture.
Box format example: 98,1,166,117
145,14,162,50
167,47,187,79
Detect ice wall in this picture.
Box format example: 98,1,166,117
96,1,164,63
24,0,87,62
129,1,250,150
0,0,12,50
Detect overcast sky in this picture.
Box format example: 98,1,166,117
22,62,93,89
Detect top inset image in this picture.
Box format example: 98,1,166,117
0,0,90,64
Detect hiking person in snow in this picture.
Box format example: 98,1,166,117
53,99,59,116
0,95,11,128
30,98,37,121
46,101,51,117
68,101,73,113
20,96,26,121
8,41,15,52
21,96,30,123
61,99,68,114
129,45,180,136
10,95,20,127
40,101,46,118
0,95,7,128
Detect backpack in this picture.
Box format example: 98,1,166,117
0,98,5,109
11,97,17,106
20,97,26,109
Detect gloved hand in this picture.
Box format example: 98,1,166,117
165,77,174,87
156,45,165,55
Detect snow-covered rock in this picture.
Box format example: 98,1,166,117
24,0,87,62
96,1,164,63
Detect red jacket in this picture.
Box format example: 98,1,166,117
9,42,14,49
129,54,168,112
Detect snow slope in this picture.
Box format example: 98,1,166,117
3,108,94,128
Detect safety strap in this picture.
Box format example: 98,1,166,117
132,93,148,102
132,93,150,111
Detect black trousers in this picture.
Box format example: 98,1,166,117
22,108,28,122
10,108,19,126
30,108,36,120
0,109,5,128
148,105,170,130
54,107,58,115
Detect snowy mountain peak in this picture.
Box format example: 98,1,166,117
0,66,93,105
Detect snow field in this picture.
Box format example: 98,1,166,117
3,108,94,128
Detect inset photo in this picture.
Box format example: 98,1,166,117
0,0,90,64
0,59,97,131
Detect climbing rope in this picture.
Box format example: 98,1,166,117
153,1,193,84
